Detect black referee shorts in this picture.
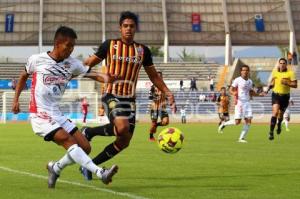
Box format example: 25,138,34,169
271,92,290,112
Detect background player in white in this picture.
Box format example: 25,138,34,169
218,65,265,142
12,26,119,188
283,97,294,131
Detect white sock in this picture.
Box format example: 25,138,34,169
239,124,250,140
53,153,75,175
284,120,289,129
67,144,104,178
224,120,236,126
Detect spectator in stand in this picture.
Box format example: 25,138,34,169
208,75,214,91
190,77,198,91
287,52,292,65
180,79,184,91
81,97,89,124
11,78,17,90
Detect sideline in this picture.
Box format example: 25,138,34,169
0,165,150,199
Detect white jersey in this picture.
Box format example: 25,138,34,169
25,52,89,117
180,109,186,117
231,76,253,103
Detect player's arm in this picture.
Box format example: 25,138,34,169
12,70,29,114
84,55,103,68
281,79,297,88
145,66,177,113
250,89,266,97
229,86,237,96
84,72,119,83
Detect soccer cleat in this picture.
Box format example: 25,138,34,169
218,122,225,133
100,165,119,185
269,132,274,140
80,127,91,141
149,137,156,142
79,166,92,181
238,139,247,143
276,127,282,135
46,161,59,188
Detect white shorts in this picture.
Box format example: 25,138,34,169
234,101,253,120
30,113,76,140
284,109,290,119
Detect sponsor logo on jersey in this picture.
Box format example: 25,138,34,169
112,54,142,64
43,75,68,85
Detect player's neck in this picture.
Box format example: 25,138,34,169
241,76,248,80
121,38,134,45
48,51,64,63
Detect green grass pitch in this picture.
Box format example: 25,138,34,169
1,123,300,199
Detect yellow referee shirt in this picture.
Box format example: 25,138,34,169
271,70,296,94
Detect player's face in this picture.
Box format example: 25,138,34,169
120,19,136,43
221,88,226,95
56,37,75,59
278,60,287,72
240,67,249,79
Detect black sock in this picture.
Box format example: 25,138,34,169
270,116,277,133
85,124,114,140
277,118,283,129
156,122,162,126
150,133,154,138
92,143,120,165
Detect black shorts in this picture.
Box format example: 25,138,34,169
272,92,290,112
102,93,136,133
218,112,229,121
150,109,169,121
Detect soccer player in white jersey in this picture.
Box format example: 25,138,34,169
218,65,266,143
12,26,119,188
283,97,294,131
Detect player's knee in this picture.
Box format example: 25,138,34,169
115,123,130,135
161,121,169,126
116,133,132,149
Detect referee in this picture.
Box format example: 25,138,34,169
268,58,297,140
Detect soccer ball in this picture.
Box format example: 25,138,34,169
157,127,184,154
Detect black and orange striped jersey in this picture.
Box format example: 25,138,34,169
95,39,153,97
217,94,230,113
150,85,167,111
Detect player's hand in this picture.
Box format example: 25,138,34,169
259,92,267,96
106,74,120,83
12,101,20,114
281,78,291,86
167,93,177,113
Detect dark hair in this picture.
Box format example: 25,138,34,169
240,65,250,71
54,26,77,40
278,58,287,64
119,11,138,26
220,87,226,90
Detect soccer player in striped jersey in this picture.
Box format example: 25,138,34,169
149,71,169,141
11,26,119,188
80,11,177,180
216,87,230,133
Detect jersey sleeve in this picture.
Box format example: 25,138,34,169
289,71,296,81
94,40,110,60
25,55,36,75
231,78,238,88
72,58,89,76
142,46,154,68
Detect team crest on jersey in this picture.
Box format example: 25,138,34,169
136,47,144,56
